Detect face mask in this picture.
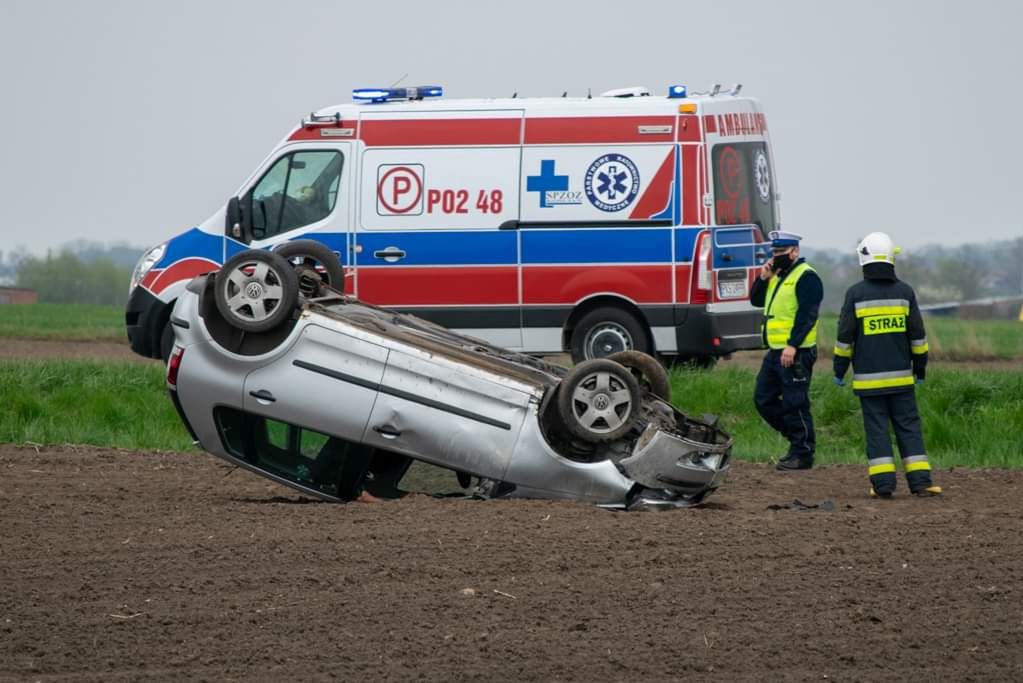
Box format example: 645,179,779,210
772,253,793,271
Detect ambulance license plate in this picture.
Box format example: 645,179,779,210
718,279,747,299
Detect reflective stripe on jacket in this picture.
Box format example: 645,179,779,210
833,276,928,396
763,262,819,349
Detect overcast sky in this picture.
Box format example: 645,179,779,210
1,0,1019,255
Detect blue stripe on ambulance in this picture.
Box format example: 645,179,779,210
521,229,672,264
157,228,224,269
356,231,516,266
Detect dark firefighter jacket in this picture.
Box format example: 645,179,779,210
833,263,929,395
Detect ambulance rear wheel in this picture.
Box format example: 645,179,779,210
570,307,649,364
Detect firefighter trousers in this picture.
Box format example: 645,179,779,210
754,347,816,462
860,391,934,494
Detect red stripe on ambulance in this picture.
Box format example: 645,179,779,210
629,150,676,220
524,117,675,144
681,146,701,226
150,258,220,295
360,119,520,146
522,265,672,305
357,266,517,305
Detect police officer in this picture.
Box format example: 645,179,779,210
751,231,823,471
833,232,941,498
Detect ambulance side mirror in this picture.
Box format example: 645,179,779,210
225,196,252,243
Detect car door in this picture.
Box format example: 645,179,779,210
360,348,529,480
242,323,388,442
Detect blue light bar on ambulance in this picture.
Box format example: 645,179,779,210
352,85,444,103
667,84,688,99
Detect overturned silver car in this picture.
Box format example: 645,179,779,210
166,246,731,510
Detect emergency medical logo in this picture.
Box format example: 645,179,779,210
753,150,771,204
527,159,582,208
585,154,640,212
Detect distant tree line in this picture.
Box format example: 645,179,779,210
807,237,1023,312
14,249,136,306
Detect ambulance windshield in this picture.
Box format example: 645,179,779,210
711,142,776,237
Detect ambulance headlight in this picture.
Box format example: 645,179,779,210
130,242,166,294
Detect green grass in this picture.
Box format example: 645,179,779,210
669,364,1023,469
0,360,191,450
816,314,1023,361
2,358,1021,470
0,304,124,341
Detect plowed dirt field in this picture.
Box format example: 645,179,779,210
2,445,1021,681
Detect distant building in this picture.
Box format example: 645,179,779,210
0,287,38,304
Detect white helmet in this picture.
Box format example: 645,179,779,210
856,232,900,267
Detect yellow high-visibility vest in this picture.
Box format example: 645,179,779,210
763,262,818,349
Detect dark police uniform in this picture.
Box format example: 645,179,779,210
751,252,824,470
833,263,935,496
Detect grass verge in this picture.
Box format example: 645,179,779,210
815,314,1023,361
670,364,1023,469
0,360,191,450
2,358,1021,469
0,304,124,341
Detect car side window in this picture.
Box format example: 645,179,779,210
249,150,344,240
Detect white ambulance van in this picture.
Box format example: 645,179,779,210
127,83,777,363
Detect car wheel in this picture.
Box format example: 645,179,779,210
273,240,345,293
607,350,671,402
569,306,649,364
557,359,641,443
214,250,299,333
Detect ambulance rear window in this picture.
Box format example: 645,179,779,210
712,142,776,236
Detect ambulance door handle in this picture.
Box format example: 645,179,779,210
373,247,406,263
721,252,733,263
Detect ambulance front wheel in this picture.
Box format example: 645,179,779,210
569,307,650,364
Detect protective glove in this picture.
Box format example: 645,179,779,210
832,376,845,387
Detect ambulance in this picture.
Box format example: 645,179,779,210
126,83,777,363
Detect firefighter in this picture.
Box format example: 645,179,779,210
833,232,942,498
751,231,823,471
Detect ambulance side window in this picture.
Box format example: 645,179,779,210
712,142,776,236
249,150,344,240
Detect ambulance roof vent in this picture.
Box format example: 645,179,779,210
352,85,443,103
600,86,651,98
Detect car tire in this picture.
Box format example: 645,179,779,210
557,359,641,443
606,350,671,402
273,240,345,292
214,249,299,333
569,306,649,364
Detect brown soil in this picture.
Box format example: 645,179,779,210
0,338,146,362
2,445,1021,681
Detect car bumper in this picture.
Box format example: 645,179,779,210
620,424,731,500
125,286,170,359
674,305,764,356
